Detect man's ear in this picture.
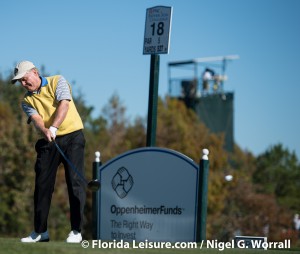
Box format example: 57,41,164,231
31,68,39,77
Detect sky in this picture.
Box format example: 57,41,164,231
1,0,300,159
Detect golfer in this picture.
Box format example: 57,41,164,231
12,61,86,243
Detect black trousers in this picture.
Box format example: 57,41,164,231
34,130,86,233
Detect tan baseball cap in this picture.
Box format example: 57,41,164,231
11,61,36,84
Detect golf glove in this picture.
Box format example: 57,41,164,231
49,126,58,139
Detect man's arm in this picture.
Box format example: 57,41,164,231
31,114,52,142
52,99,69,129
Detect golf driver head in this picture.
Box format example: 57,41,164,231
87,179,101,191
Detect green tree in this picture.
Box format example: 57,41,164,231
253,144,300,211
156,97,231,238
0,79,37,236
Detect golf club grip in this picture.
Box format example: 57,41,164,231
53,140,87,184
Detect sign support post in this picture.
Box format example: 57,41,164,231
92,152,101,239
146,54,160,146
197,149,210,241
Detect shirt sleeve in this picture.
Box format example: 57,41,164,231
56,76,72,101
22,102,38,118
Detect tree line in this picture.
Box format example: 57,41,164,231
0,74,299,244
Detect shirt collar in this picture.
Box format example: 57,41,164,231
41,76,48,87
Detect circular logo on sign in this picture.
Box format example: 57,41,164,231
111,167,134,199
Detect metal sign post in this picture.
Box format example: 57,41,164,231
146,54,160,147
143,6,172,146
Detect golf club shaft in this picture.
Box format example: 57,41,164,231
52,140,88,184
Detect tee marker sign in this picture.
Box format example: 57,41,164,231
143,6,173,55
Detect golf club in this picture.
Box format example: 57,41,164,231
52,139,100,191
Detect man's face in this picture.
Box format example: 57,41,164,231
19,69,41,92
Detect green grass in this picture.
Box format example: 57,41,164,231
0,238,299,254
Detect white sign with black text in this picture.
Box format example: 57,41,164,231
99,147,199,242
143,6,173,55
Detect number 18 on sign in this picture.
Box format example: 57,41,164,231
143,6,173,55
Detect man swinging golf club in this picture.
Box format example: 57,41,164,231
12,61,86,243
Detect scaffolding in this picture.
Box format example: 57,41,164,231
168,55,239,98
167,55,239,152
